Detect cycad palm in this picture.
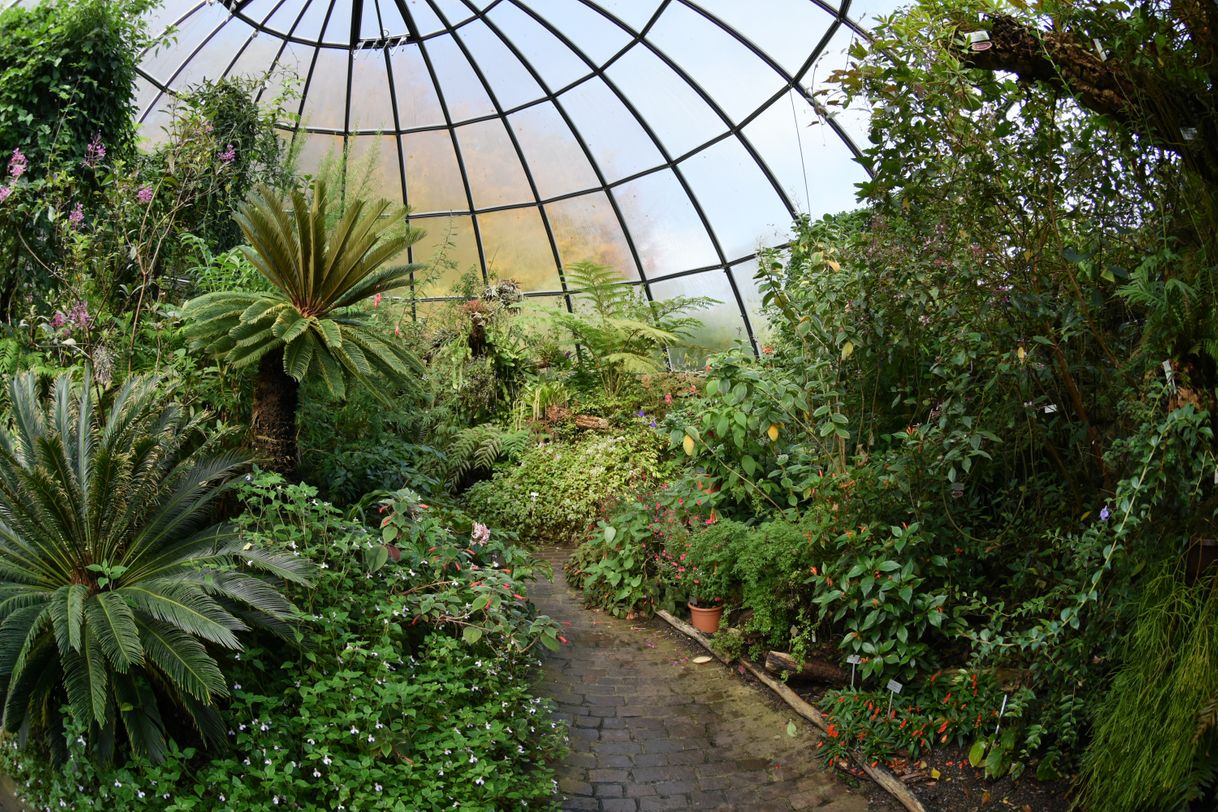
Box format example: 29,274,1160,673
0,369,310,763
183,178,423,474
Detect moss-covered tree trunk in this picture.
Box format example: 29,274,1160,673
252,348,298,476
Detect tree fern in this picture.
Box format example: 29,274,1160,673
445,424,530,489
552,261,714,394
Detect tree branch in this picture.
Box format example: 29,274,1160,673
963,13,1218,182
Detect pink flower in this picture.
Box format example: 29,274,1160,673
8,148,27,179
470,522,490,545
0,186,10,204
84,135,106,167
218,144,236,164
68,203,84,226
137,186,153,204
373,292,382,308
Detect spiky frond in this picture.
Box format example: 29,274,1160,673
445,424,531,488
0,369,312,762
182,178,425,399
551,261,715,395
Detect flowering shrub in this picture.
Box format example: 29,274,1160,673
569,473,721,617
0,474,566,810
816,671,1028,775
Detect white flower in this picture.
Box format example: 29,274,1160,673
313,770,321,778
475,777,484,786
219,795,225,803
233,683,242,690
350,726,359,735
114,780,121,788
323,755,332,766
375,784,382,793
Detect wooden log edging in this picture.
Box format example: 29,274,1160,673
655,610,927,812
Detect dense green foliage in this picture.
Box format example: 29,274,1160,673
0,370,308,763
0,475,566,810
465,426,671,543
0,0,148,168
183,179,422,399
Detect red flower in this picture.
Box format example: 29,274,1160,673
827,724,839,738
938,720,949,733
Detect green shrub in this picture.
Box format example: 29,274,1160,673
0,370,309,763
465,426,671,543
1,474,566,810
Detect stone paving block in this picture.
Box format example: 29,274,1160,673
533,548,875,812
601,799,640,812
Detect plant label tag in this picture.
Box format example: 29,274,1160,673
886,680,903,694
1163,360,1176,391
846,655,861,665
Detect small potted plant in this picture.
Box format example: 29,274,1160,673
685,529,732,634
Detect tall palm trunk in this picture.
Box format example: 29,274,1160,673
252,349,298,475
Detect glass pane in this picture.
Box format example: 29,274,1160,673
134,77,162,123
606,43,726,158
454,120,533,210
298,48,349,130
358,1,384,41
477,208,561,291
424,33,495,122
744,88,865,219
730,257,772,346
431,0,476,27
488,3,588,92
455,20,545,111
321,1,352,44
224,25,282,85
412,215,483,296
847,0,907,26
391,44,446,130
348,52,393,132
546,192,638,281
805,26,870,148
292,133,346,181
584,0,662,32
648,2,786,124
517,0,631,67
169,18,251,92
402,0,446,36
557,78,665,182
508,103,599,199
679,136,791,262
270,0,332,42
649,270,748,365
142,0,194,43
693,0,837,78
141,4,227,83
258,43,312,119
403,130,469,213
346,136,403,202
611,171,719,278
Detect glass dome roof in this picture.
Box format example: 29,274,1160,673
131,0,896,350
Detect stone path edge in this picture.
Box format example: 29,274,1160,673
654,610,926,812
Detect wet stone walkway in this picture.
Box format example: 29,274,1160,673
533,547,875,812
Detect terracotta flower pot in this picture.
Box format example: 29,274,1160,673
688,602,723,634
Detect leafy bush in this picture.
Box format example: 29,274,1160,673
817,671,1025,775
0,370,308,763
1,474,566,810
465,426,671,543
569,473,720,617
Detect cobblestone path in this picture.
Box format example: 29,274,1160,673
533,548,876,812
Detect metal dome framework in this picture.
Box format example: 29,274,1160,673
131,0,885,352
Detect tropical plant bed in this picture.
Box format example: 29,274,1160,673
657,609,1078,812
